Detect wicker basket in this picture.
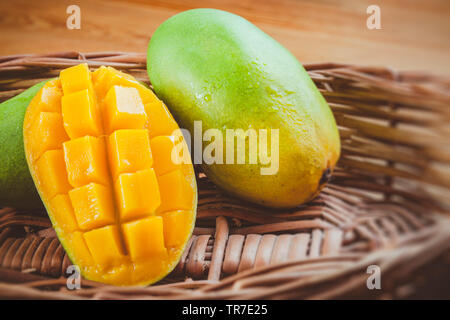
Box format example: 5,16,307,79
0,52,449,299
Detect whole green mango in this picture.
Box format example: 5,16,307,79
0,81,47,210
147,9,340,208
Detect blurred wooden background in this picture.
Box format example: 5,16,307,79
0,0,449,75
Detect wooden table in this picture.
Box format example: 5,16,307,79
0,0,449,75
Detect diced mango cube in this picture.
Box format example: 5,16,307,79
63,136,109,188
69,231,94,265
24,84,62,129
92,66,113,100
103,85,146,134
157,170,194,213
59,63,94,95
61,89,103,139
145,101,179,138
126,83,158,105
107,67,135,82
34,150,72,199
108,68,157,104
84,225,124,266
115,169,161,221
108,129,153,179
160,210,191,247
69,183,115,230
91,66,107,83
49,195,79,232
36,84,62,113
150,135,181,176
22,64,198,286
123,216,167,261
94,67,128,99
24,92,42,123
46,78,61,88
29,112,69,162
93,66,157,104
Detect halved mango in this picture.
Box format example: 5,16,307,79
23,63,197,286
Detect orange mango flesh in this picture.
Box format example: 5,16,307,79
23,64,197,286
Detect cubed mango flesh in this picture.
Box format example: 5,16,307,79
123,216,167,261
36,85,63,113
23,64,197,286
49,194,79,233
69,183,116,230
93,66,159,104
28,112,69,163
160,210,192,247
23,81,63,132
103,85,147,134
68,231,94,266
35,150,72,199
60,63,94,95
84,225,125,267
115,169,161,221
150,135,181,176
145,101,179,138
63,136,109,188
157,170,194,213
108,129,153,179
61,89,103,139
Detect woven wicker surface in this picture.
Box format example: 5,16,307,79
0,52,449,299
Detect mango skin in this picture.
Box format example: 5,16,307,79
0,81,48,210
148,9,341,208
